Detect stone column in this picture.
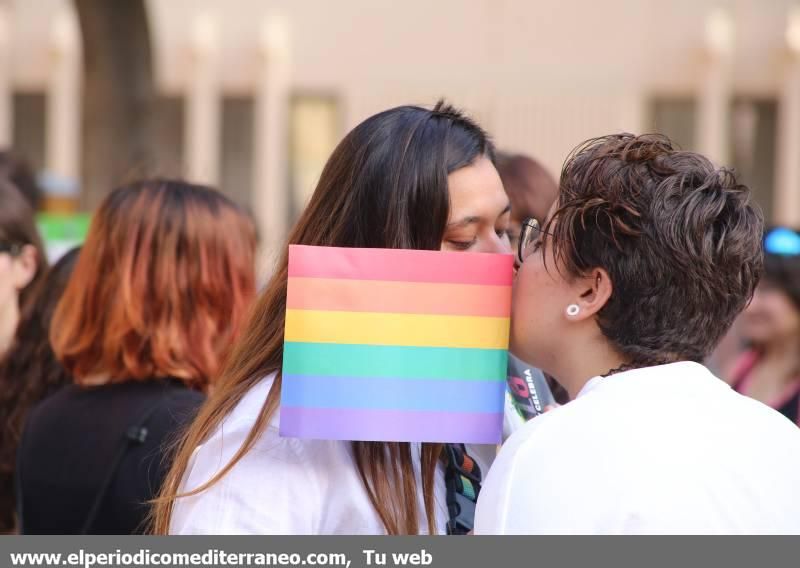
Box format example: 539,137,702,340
185,12,221,185
44,7,82,208
695,8,734,166
776,6,800,226
0,4,12,147
254,15,291,272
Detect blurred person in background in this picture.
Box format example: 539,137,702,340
16,180,257,534
0,248,80,533
153,102,512,535
0,181,47,362
729,227,800,426
496,152,567,404
0,151,42,211
476,134,800,534
495,152,558,252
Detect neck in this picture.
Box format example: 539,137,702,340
550,335,628,399
0,300,20,360
79,373,112,387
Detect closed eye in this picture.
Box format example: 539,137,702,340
447,239,477,251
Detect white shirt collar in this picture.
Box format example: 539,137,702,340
575,361,721,399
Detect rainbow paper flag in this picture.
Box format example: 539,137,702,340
279,245,514,444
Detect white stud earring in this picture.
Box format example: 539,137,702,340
566,304,580,317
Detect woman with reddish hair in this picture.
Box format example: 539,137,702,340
15,179,257,534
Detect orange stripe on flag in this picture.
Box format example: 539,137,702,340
286,277,511,317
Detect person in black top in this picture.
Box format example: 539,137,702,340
17,380,203,534
15,179,257,534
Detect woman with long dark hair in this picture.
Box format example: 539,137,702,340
153,102,513,535
0,248,80,532
0,181,47,361
16,180,257,534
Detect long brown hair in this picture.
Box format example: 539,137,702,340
0,248,79,532
152,102,495,535
51,179,257,390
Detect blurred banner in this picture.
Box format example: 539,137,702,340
37,212,90,261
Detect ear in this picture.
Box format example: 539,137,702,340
567,267,613,322
11,244,39,291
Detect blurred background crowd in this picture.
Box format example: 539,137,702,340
2,0,800,254
0,0,799,534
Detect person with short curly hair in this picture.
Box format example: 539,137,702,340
475,133,800,534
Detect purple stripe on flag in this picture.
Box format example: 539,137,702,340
279,406,503,444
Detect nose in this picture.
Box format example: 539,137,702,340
485,232,512,255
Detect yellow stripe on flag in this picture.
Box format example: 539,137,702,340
284,309,510,350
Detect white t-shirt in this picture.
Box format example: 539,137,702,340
170,374,493,535
475,361,800,534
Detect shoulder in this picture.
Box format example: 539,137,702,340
170,374,345,534
475,374,689,534
25,383,78,413
475,364,800,534
475,403,572,534
152,382,205,423
21,384,80,436
723,384,800,440
492,388,605,456
133,383,206,452
161,381,206,404
475,400,599,533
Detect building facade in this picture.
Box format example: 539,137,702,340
2,0,799,255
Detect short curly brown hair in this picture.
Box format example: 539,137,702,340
545,133,764,365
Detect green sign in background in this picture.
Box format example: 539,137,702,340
36,213,92,260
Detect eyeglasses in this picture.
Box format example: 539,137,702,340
764,227,800,256
0,242,23,256
517,218,550,265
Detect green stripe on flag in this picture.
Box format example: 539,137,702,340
283,342,507,381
